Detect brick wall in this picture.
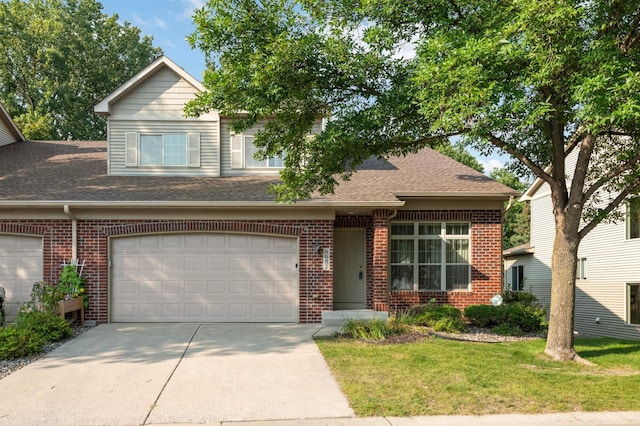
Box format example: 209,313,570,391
1,219,334,323
0,208,503,323
387,210,504,311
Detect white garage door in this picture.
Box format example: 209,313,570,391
111,233,299,322
0,234,43,320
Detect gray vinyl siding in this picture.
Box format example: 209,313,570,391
110,67,198,118
220,117,324,176
108,120,219,176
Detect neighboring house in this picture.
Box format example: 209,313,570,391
0,102,25,147
503,242,535,293
518,148,640,340
0,56,517,324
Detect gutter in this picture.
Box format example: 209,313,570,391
63,205,77,263
0,200,406,208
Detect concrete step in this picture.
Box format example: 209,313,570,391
321,309,389,326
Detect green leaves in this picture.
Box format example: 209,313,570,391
0,0,162,140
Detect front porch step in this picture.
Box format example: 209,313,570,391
321,309,389,326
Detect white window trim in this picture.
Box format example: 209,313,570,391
390,221,471,292
576,257,588,280
230,132,284,170
125,132,200,168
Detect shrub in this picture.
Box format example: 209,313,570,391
463,304,506,328
15,309,72,343
464,303,547,334
502,290,539,306
432,316,467,333
491,323,524,336
400,300,465,331
341,318,407,341
0,326,46,359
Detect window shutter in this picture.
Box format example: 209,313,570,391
125,132,138,167
187,133,200,167
230,134,243,169
511,267,518,291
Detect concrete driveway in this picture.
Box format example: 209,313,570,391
0,323,354,425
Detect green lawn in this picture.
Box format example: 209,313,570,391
315,336,640,417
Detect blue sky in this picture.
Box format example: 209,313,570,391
99,0,509,172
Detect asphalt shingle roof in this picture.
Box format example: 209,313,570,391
0,140,517,205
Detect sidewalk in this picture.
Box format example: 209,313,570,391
167,411,640,425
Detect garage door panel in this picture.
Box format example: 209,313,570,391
0,235,43,321
111,233,298,322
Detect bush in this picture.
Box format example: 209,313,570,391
15,309,72,343
463,304,506,328
464,303,547,334
0,326,46,359
502,290,539,306
400,300,465,331
341,318,407,341
491,323,524,336
432,316,467,333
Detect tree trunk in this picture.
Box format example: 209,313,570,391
544,217,579,361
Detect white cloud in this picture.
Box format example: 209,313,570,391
132,13,147,27
179,0,206,20
480,158,504,173
154,17,168,30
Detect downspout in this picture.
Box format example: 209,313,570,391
63,205,77,263
501,196,516,293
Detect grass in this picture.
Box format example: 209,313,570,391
315,336,640,417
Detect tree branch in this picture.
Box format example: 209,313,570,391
579,177,640,240
486,132,549,182
582,149,640,202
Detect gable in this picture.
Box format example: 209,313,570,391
109,66,201,119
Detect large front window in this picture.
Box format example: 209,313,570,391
140,134,187,166
390,222,471,291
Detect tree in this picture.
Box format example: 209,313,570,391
435,142,484,173
0,0,162,140
187,0,640,362
489,169,530,250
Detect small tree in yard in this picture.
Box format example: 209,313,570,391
187,0,640,362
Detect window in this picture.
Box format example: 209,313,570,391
125,132,200,168
627,198,640,239
576,257,588,280
140,134,187,166
390,222,470,291
231,134,284,169
510,265,524,291
628,284,640,325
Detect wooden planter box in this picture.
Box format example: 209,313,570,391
58,298,84,325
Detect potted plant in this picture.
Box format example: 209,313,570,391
56,264,88,324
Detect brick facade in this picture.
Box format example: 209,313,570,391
0,208,503,323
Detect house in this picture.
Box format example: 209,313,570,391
0,56,517,324
516,148,640,340
0,102,25,147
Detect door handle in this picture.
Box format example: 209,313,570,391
358,271,363,280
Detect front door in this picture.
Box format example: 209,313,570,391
333,229,366,310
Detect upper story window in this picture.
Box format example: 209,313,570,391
125,132,200,168
390,222,471,292
627,198,640,239
140,134,186,166
231,134,284,169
